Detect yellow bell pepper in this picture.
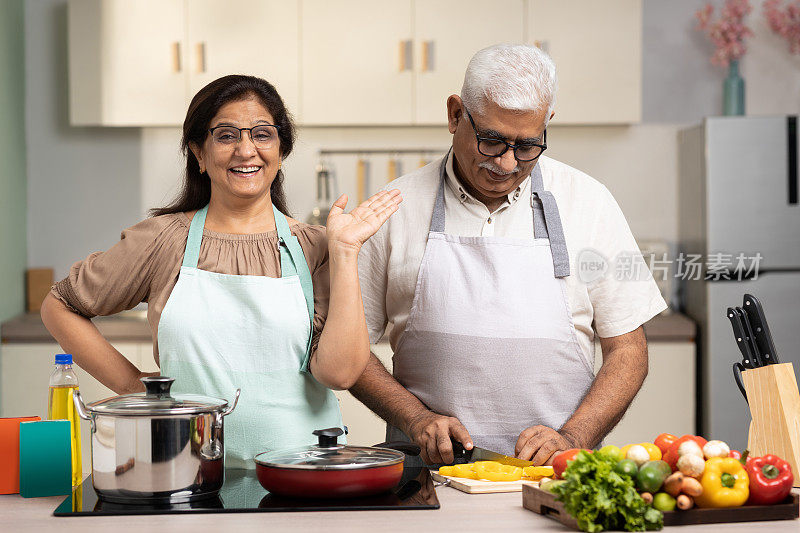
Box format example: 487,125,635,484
523,466,555,480
473,461,523,482
694,457,750,508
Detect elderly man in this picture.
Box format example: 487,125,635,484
352,44,666,466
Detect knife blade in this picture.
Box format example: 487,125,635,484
726,307,754,369
736,306,763,367
743,294,781,365
451,440,533,467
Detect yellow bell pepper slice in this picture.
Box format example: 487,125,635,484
694,457,750,508
473,461,523,482
523,465,555,480
437,464,478,479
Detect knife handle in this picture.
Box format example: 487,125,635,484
727,307,753,369
736,306,763,367
743,294,780,364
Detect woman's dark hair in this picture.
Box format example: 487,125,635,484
150,74,296,217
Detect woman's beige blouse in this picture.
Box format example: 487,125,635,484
50,212,331,366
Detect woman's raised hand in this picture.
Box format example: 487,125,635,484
325,190,402,252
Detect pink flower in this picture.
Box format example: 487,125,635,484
695,0,754,66
764,0,800,54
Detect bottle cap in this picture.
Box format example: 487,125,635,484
55,353,73,365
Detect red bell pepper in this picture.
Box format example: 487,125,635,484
745,454,794,505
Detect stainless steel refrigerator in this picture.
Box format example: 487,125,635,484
679,116,800,451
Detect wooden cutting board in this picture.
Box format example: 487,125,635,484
522,484,800,528
431,472,539,494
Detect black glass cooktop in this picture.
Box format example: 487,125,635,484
54,465,439,515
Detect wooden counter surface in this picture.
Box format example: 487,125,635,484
1,311,695,344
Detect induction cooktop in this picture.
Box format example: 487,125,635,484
54,465,439,516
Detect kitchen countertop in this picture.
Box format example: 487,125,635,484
0,311,695,344
3,481,795,532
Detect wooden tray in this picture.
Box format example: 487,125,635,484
522,485,799,528
431,472,539,494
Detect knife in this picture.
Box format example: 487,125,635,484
735,307,763,367
726,307,754,369
743,294,781,365
451,440,533,467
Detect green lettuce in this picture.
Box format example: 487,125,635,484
551,451,663,532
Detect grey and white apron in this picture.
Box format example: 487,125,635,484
388,153,595,456
158,204,343,469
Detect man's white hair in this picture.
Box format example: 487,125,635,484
460,43,557,123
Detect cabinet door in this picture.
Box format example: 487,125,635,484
527,0,641,124
414,0,524,125
301,0,414,125
69,0,188,126
187,0,300,119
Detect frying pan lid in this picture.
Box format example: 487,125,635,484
254,427,404,470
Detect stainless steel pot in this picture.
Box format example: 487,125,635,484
73,376,240,504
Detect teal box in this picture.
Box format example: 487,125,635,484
19,420,71,498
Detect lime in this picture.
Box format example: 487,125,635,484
614,458,638,477
599,444,623,461
652,492,677,512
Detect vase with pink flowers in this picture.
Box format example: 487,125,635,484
695,0,754,115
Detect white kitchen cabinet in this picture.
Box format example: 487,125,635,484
414,0,525,124
186,0,300,118
0,341,154,474
599,341,696,446
69,0,300,126
68,0,188,126
527,0,642,124
300,0,414,125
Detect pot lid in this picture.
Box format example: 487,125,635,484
254,428,405,470
86,376,230,416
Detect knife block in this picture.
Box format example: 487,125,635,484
742,362,800,487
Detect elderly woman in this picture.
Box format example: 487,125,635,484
41,74,401,467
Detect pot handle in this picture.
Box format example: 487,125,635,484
373,441,421,456
72,390,91,421
220,389,241,418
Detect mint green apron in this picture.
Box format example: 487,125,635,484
158,205,344,469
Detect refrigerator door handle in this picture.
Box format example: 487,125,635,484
789,115,797,205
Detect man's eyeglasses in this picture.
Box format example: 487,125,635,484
208,124,280,150
463,106,546,162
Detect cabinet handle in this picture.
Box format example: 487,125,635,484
398,40,413,72
172,42,182,73
196,42,207,73
421,41,434,72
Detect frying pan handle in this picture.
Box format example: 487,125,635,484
373,441,421,456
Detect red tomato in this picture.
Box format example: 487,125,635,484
663,435,708,470
729,449,742,460
653,433,678,455
552,449,583,479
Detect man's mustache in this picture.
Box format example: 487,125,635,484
478,161,519,175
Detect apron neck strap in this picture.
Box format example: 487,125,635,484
183,205,208,268
274,205,316,348
430,150,570,278
530,164,570,277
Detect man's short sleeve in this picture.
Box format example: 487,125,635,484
587,186,667,338
358,223,390,344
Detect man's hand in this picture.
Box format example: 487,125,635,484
406,410,473,465
515,425,579,465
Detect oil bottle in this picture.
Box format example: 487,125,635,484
48,353,82,487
